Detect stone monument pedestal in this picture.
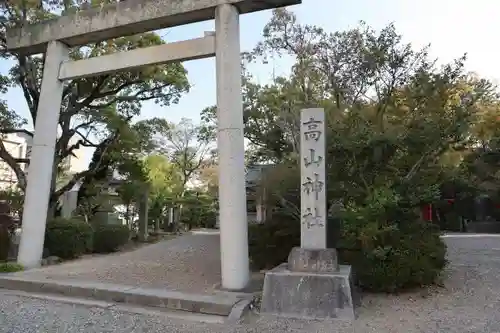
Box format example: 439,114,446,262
261,108,358,320
260,247,358,320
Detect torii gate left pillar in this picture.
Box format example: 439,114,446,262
5,0,301,291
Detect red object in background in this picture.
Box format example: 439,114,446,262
446,198,455,205
422,204,433,221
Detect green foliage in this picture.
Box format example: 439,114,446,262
200,10,497,204
0,189,24,218
0,262,23,273
162,118,210,189
338,190,447,292
92,224,130,253
203,11,492,293
0,0,189,210
462,121,500,198
179,191,217,229
248,188,447,293
248,214,300,271
44,218,94,260
142,154,182,228
145,154,183,195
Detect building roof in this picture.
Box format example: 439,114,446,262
245,164,275,188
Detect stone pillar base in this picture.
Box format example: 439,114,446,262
260,247,359,320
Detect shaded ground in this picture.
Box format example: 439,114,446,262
2,233,500,332
77,233,177,260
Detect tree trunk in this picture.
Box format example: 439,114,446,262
137,190,149,242
154,218,160,233
46,161,59,221
46,201,57,222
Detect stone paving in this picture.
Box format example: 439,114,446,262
9,232,223,294
1,234,500,332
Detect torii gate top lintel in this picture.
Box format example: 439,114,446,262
6,0,301,55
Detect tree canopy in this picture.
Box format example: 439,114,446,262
200,8,500,213
0,0,189,213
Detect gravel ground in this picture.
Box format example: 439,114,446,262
10,233,223,293
1,234,499,332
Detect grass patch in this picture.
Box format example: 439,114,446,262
0,262,23,273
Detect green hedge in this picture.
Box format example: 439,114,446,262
339,219,447,292
249,214,447,293
92,224,130,254
44,218,93,260
0,262,23,273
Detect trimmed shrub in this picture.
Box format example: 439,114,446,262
339,218,447,292
72,216,94,253
248,207,447,293
93,224,130,253
179,194,218,230
0,262,23,273
44,218,93,260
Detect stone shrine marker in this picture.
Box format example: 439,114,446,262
261,107,357,321
300,108,327,249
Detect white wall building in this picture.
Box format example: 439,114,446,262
0,132,32,190
0,132,88,190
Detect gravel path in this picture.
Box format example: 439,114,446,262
1,234,499,332
10,233,222,293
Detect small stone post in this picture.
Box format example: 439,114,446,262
61,186,79,219
168,207,174,227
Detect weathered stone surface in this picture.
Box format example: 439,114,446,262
300,108,327,249
287,247,338,273
59,36,216,81
6,0,302,54
260,263,358,320
41,256,62,266
0,276,241,316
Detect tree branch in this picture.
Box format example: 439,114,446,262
0,128,33,137
53,132,120,199
0,140,26,190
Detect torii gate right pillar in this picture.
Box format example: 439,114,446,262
215,4,249,290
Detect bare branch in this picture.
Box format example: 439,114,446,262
0,128,33,137
0,140,26,190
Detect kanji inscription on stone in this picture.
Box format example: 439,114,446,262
300,108,327,249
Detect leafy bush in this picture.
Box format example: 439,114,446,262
248,190,447,293
93,224,130,253
71,215,94,253
339,214,446,292
248,213,300,271
45,218,93,259
0,262,23,273
179,193,218,230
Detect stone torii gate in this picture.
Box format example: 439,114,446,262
5,0,301,291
